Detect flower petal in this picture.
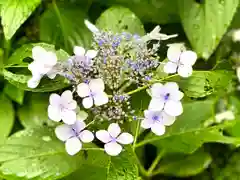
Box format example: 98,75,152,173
148,98,164,111
61,90,73,102
86,50,98,59
177,65,193,78
150,83,163,98
89,79,105,92
79,130,94,143
108,123,121,138
82,97,93,109
161,111,176,126
77,83,90,98
163,62,177,74
55,124,74,141
49,93,61,106
46,51,57,66
65,137,82,156
104,142,122,156
164,100,183,116
117,133,134,145
93,92,108,106
32,46,46,61
61,110,77,125
96,130,112,143
167,44,182,62
72,120,86,133
48,105,61,122
164,82,179,91
169,90,184,101
151,122,165,136
61,90,77,110
47,71,57,79
77,111,88,121
141,119,153,129
179,50,197,66
74,46,85,56
27,75,42,88
84,19,100,34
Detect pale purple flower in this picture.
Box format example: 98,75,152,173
149,82,184,116
55,119,94,156
48,90,77,125
77,79,109,109
73,46,97,67
28,46,57,88
141,110,175,136
164,43,197,77
96,123,133,156
143,26,178,41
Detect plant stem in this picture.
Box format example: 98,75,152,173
146,150,165,177
132,119,141,149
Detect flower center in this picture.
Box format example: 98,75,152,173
152,115,159,121
111,137,117,143
164,93,170,101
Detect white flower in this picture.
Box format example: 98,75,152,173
28,46,58,88
148,82,184,116
48,90,77,125
141,110,175,136
232,29,240,42
96,123,133,156
84,19,100,35
73,46,98,67
164,43,197,77
77,79,109,109
143,26,178,41
55,120,94,156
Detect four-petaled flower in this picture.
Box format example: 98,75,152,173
48,90,77,125
55,119,94,155
77,79,109,109
164,43,197,77
74,46,98,67
28,46,58,88
141,110,175,136
148,82,184,116
96,123,133,156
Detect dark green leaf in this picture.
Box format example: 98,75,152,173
178,0,239,59
3,83,24,104
96,6,145,35
1,0,41,39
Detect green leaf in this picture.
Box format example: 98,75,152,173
0,93,14,143
96,6,145,35
40,2,92,53
17,93,57,128
94,0,179,24
156,149,212,177
1,0,41,39
171,71,235,98
3,83,24,104
3,69,69,92
178,0,239,59
0,128,138,180
6,43,69,66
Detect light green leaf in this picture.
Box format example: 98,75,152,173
94,0,179,24
0,128,138,180
1,0,41,39
0,93,14,143
156,149,212,177
96,6,145,35
3,69,69,92
171,71,235,98
3,83,24,104
178,0,239,59
17,93,57,128
40,2,92,53
5,43,69,66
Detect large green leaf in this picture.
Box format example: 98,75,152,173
156,149,212,177
96,6,145,35
40,2,92,53
1,0,41,39
3,83,24,104
0,128,138,180
178,0,239,59
0,93,14,143
170,71,235,98
17,93,57,128
94,0,179,24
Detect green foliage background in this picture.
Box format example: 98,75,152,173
0,0,239,179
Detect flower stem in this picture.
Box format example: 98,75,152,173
132,119,141,149
146,150,165,177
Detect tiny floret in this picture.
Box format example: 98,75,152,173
96,123,133,156
73,46,98,67
77,79,109,108
28,46,57,88
164,43,197,77
55,120,94,155
48,90,77,125
232,29,240,42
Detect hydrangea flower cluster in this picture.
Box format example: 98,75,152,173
27,20,197,156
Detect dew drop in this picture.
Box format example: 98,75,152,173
42,136,52,142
